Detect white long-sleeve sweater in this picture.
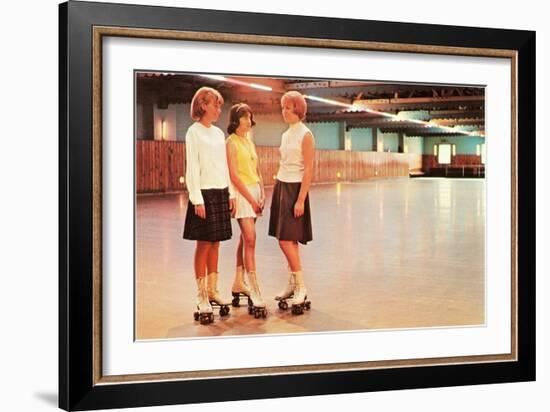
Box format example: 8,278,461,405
185,122,235,205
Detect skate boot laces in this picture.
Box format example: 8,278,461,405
277,272,296,299
248,272,265,307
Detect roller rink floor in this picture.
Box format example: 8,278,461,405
135,178,485,340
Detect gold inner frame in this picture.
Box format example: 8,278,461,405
92,26,518,385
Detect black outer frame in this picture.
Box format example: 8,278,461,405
59,1,535,410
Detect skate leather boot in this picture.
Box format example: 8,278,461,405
290,270,311,315
275,271,296,310
246,271,267,318
207,272,231,316
231,265,251,307
194,276,214,324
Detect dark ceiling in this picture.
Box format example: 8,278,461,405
136,72,485,138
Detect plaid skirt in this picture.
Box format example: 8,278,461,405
268,180,312,245
183,188,232,242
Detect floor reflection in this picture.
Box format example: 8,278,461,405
136,178,486,339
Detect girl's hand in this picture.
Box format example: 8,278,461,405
250,199,262,214
259,193,266,209
294,200,305,218
195,204,206,219
229,198,236,217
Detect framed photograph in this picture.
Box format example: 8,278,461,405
59,1,535,410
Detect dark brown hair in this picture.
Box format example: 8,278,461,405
227,103,256,135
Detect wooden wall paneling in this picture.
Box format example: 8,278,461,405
136,141,413,194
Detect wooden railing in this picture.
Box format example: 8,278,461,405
422,154,484,177
422,154,482,170
136,140,418,194
136,141,186,193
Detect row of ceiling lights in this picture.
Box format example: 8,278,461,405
199,74,484,137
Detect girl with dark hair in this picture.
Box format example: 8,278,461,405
226,103,267,318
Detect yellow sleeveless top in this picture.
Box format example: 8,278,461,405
227,133,260,185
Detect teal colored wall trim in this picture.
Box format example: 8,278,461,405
304,122,342,150
405,136,424,154
423,136,485,155
396,110,430,121
176,102,231,142
253,117,344,149
175,103,192,141
250,113,286,146
140,102,483,156
350,128,374,151
380,132,399,152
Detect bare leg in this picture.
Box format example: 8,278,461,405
194,241,212,278
194,242,214,323
236,235,244,268
278,240,302,272
291,242,300,269
278,241,308,311
238,218,257,272
238,218,265,313
206,241,220,274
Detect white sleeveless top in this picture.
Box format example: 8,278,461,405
276,121,312,183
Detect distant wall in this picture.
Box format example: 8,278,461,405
136,141,413,194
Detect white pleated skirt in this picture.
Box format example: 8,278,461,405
234,182,262,219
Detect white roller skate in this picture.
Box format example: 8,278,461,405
207,272,231,317
275,271,296,311
193,276,214,324
290,270,311,315
246,271,267,319
231,265,252,308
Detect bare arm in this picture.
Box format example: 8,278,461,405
294,132,315,217
298,132,314,202
255,150,266,207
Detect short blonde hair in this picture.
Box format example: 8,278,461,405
190,87,224,121
281,91,307,120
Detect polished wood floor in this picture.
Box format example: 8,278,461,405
136,178,485,340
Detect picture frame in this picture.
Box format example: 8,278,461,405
59,1,536,410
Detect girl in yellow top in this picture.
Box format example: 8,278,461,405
226,103,267,318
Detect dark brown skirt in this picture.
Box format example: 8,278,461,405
183,188,232,242
268,180,312,245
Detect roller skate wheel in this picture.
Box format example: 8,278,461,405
292,305,304,315
262,309,267,318
193,312,199,321
232,297,240,307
